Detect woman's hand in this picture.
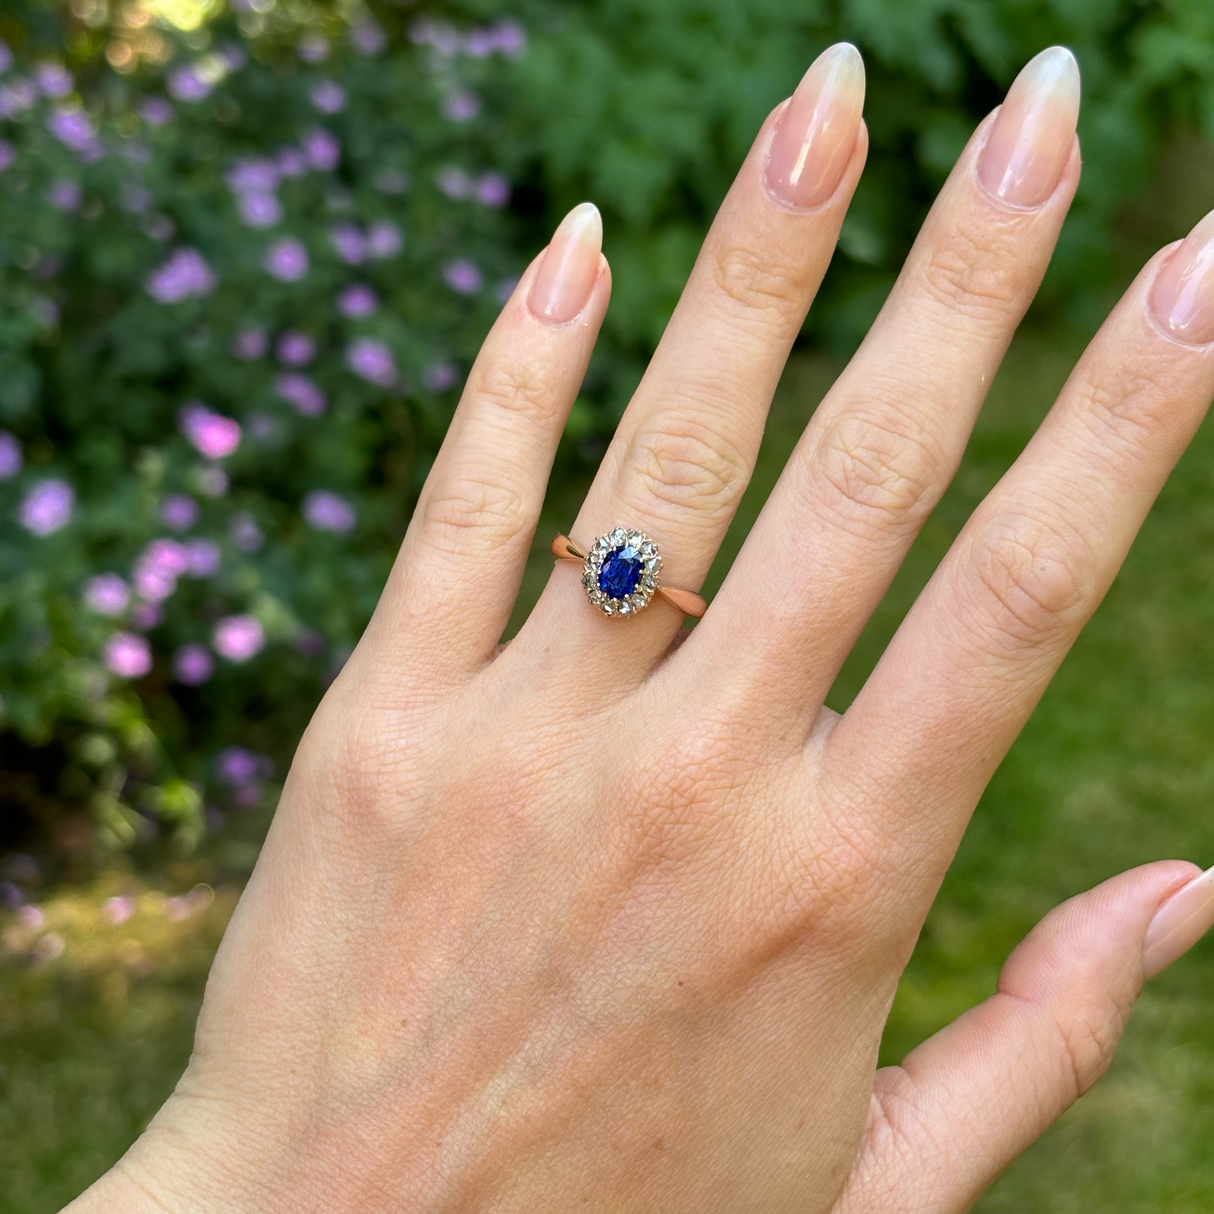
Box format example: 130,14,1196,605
68,44,1214,1214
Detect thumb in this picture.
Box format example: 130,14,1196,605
834,860,1214,1214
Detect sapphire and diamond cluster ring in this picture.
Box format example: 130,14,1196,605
551,528,707,619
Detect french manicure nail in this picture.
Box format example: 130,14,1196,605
1149,210,1214,346
977,46,1080,207
527,202,603,324
766,43,865,209
1141,864,1214,981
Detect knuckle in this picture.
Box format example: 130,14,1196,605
421,476,529,554
914,221,1024,324
811,411,940,537
1054,996,1126,1098
960,513,1089,650
1077,365,1172,456
709,238,808,325
628,415,749,525
472,360,560,426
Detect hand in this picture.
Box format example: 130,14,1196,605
68,43,1214,1214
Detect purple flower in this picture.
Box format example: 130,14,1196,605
233,327,267,359
161,494,199,530
104,632,152,678
0,140,14,172
310,80,346,113
19,480,73,535
477,172,511,208
367,221,403,259
423,361,458,391
146,248,216,303
218,45,247,72
464,29,497,58
83,574,129,616
247,411,276,440
174,643,214,685
337,284,377,317
121,183,152,212
443,90,481,122
443,258,483,295
275,373,326,416
329,222,366,265
103,895,135,925
276,331,315,366
351,20,386,55
238,191,282,228
346,338,397,387
303,489,356,534
145,214,175,242
0,431,21,479
0,79,36,118
493,20,527,58
276,146,308,177
197,466,229,497
35,63,73,98
180,402,241,460
230,512,264,552
183,539,221,577
227,158,279,193
47,107,97,154
438,166,472,199
134,539,189,602
131,602,163,630
0,41,12,74
48,179,81,211
302,128,340,171
168,65,211,102
263,237,309,282
31,297,59,328
140,97,173,126
298,33,330,63
295,628,325,656
213,615,265,662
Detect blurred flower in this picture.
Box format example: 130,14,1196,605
227,158,279,193
298,33,330,63
302,128,340,171
493,20,528,58
444,91,481,122
276,146,307,177
295,628,325,657
161,494,199,530
238,191,282,228
216,745,264,785
83,574,130,616
477,171,511,208
337,284,377,317
30,297,59,328
264,237,309,282
183,539,221,576
0,881,24,909
47,107,98,155
48,179,81,211
424,361,458,391
31,933,65,963
230,512,264,551
373,168,408,194
303,489,356,534
367,221,403,258
443,258,483,294
147,248,216,303
214,615,265,662
0,140,14,172
180,403,241,459
134,538,189,602
329,222,366,265
121,183,152,212
145,214,176,242
310,80,346,113
173,644,214,685
247,411,276,440
438,166,472,199
352,20,386,55
131,602,163,630
0,431,21,479
0,40,11,74
464,28,496,58
121,139,152,165
197,466,229,497
168,65,212,102
19,480,73,535
233,327,267,359
346,338,397,387
217,45,247,72
276,331,315,366
104,895,136,925
140,96,173,125
18,905,45,931
104,632,152,678
35,62,73,98
276,372,326,416
0,78,36,118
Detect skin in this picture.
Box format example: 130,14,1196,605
65,46,1214,1214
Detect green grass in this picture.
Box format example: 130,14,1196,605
5,329,1214,1212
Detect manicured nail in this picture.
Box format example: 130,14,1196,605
977,46,1080,207
766,43,865,209
1149,210,1214,346
527,202,602,324
1142,865,1214,981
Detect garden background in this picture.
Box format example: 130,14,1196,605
3,0,1214,1208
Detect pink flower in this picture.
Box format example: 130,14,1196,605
275,372,326,416
302,490,356,534
329,222,366,265
19,480,73,535
147,248,216,303
173,643,214,685
337,284,377,317
276,331,316,366
103,895,135,925
104,632,152,678
180,402,241,459
0,430,23,479
83,574,129,616
443,258,483,295
476,172,510,208
160,494,199,530
264,237,309,281
346,338,397,387
213,615,265,662
183,539,221,576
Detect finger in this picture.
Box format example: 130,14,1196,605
832,861,1214,1214
360,204,610,682
682,48,1082,719
523,44,868,675
826,206,1214,889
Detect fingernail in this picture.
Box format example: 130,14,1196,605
1149,210,1214,346
766,43,865,209
527,202,603,325
977,46,1080,207
1142,865,1214,981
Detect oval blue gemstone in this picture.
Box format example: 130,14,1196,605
598,545,643,599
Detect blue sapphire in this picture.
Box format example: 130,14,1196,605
598,545,644,599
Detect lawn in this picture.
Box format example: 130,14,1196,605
4,326,1214,1211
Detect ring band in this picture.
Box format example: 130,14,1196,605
552,527,706,619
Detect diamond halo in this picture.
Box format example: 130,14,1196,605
581,527,662,617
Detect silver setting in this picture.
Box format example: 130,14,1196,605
582,526,662,617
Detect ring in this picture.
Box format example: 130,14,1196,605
551,527,706,619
